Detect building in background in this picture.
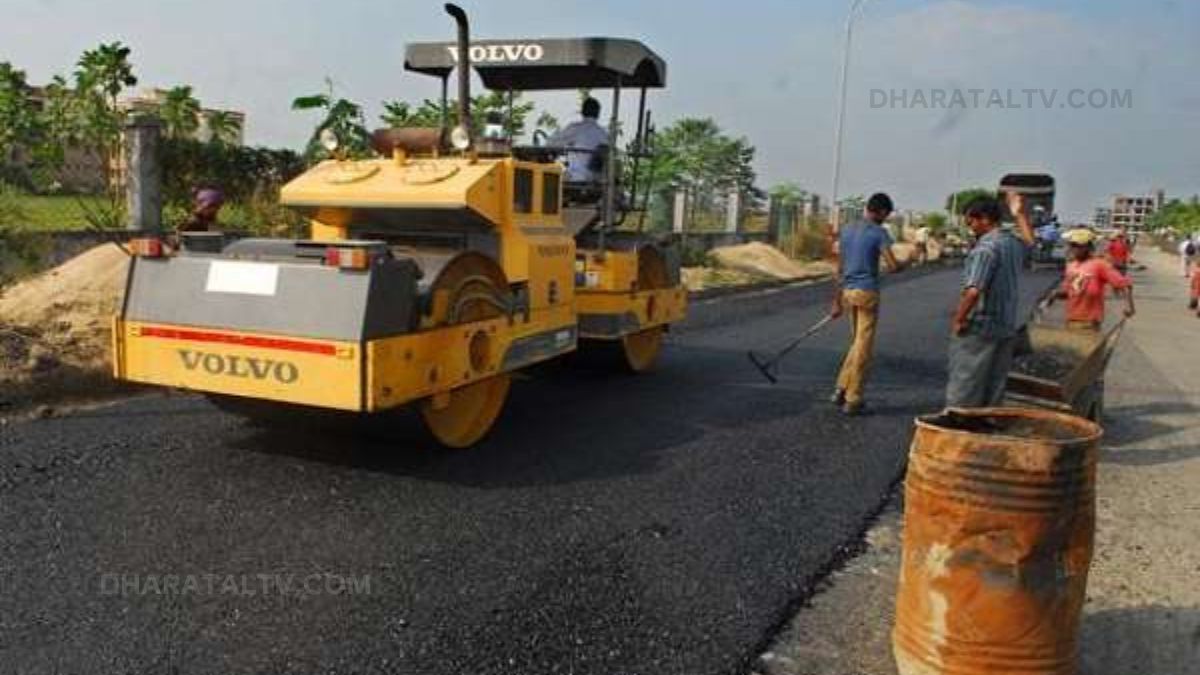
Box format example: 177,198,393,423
6,86,246,193
1108,190,1165,231
110,88,246,190
1093,207,1112,230
12,85,108,193
119,89,245,145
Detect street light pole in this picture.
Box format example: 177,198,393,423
829,0,869,233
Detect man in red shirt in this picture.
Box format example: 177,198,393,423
1190,265,1200,316
1055,229,1135,330
1106,228,1132,273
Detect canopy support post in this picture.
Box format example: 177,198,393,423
506,87,515,141
600,75,622,254
628,86,648,224
439,76,449,136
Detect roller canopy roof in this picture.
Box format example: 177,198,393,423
404,38,666,90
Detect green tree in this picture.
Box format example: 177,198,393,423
292,79,372,161
0,63,43,165
204,110,241,145
71,41,138,206
651,118,756,193
1148,197,1200,237
534,111,560,137
379,99,442,128
63,42,138,224
946,187,996,214
75,42,137,105
379,91,538,139
922,211,950,234
72,42,137,153
160,85,201,139
769,182,809,206
641,117,757,231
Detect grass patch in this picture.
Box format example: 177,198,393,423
12,194,108,231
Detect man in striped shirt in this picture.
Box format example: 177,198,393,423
945,193,1035,408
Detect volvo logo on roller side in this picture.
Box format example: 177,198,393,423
178,350,300,384
446,43,545,64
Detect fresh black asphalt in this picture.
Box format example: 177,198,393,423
0,266,1055,675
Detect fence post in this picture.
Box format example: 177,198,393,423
725,189,741,236
124,114,163,232
672,190,687,235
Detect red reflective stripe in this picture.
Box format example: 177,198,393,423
138,326,337,356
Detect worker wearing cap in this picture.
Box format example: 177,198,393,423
1052,228,1135,331
1106,228,1132,274
1189,258,1200,316
180,188,225,233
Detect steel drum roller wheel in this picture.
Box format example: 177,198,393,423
419,253,512,448
619,248,670,373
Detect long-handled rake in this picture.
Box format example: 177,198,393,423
747,314,835,384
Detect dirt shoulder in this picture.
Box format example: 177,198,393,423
755,246,1200,675
0,243,134,416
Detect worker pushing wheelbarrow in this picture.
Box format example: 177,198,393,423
1006,227,1135,421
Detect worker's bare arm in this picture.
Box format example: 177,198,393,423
952,287,981,336
1005,192,1035,246
829,247,844,318
882,248,903,273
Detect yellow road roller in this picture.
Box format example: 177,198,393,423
111,4,686,447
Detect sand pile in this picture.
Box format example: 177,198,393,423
707,242,833,281
683,242,835,292
0,243,130,405
681,266,758,292
891,242,917,265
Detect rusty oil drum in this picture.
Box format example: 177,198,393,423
893,407,1102,675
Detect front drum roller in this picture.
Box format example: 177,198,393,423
619,248,670,373
418,252,512,448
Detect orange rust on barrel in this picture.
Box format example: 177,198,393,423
893,407,1102,675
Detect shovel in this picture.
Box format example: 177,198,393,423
748,314,835,384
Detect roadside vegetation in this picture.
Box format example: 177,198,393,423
1149,197,1200,237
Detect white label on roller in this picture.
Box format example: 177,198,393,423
205,261,279,296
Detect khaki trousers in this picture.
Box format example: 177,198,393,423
836,289,880,404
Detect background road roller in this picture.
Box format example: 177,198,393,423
111,4,686,447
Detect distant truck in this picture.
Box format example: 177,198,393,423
1001,173,1059,267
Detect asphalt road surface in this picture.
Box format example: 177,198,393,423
0,265,1054,675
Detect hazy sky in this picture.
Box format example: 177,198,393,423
3,0,1198,219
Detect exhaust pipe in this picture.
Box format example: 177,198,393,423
445,3,472,147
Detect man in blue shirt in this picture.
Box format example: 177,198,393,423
830,192,903,415
945,192,1035,407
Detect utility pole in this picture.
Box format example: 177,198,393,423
829,0,870,234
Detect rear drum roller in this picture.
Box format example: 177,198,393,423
621,326,665,373
418,253,512,448
619,248,670,373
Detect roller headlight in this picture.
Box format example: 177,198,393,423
449,124,471,151
319,128,340,153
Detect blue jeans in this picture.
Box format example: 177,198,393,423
945,330,1017,408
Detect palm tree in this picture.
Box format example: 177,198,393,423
160,85,201,139
75,42,137,110
205,110,241,145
